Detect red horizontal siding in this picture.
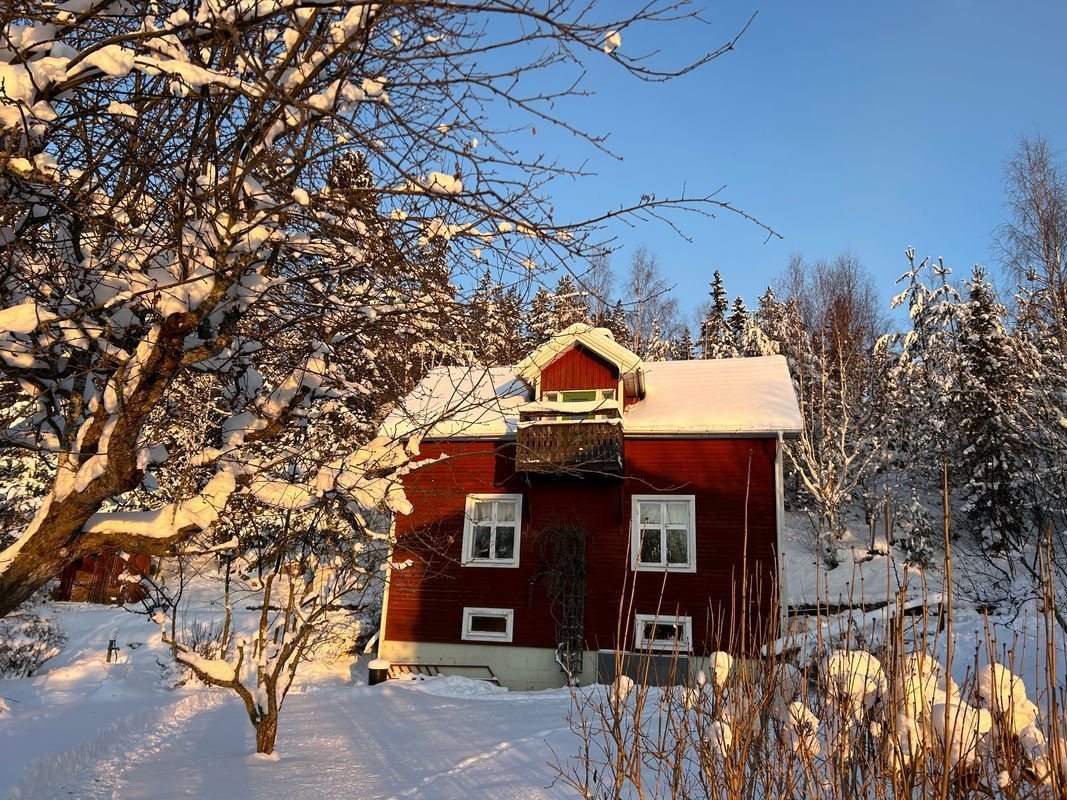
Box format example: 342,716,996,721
539,345,619,395
385,438,780,655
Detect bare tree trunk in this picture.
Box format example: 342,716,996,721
0,313,198,614
255,711,279,754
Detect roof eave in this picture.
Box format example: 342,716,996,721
419,428,802,443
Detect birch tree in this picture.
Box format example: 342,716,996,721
774,254,883,566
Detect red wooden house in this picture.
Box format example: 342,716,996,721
377,324,802,689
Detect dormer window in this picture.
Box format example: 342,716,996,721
543,388,616,403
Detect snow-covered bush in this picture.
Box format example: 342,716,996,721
0,612,65,678
561,584,1067,799
900,490,936,567
181,619,229,662
565,645,1067,798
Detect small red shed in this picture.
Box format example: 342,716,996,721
377,324,803,689
54,551,152,605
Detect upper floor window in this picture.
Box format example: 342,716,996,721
462,494,522,567
631,495,696,572
543,388,616,403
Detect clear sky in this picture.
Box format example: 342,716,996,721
530,0,1067,326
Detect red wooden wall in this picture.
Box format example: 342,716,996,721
54,551,152,604
538,345,618,395
385,437,780,656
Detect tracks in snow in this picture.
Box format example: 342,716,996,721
4,690,223,800
385,726,569,800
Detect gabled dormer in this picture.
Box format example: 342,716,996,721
514,323,645,405
512,324,644,475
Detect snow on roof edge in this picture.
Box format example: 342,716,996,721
513,323,642,385
380,355,803,442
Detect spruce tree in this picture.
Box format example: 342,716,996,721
727,296,749,353
525,287,555,348
468,269,500,363
699,270,733,358
900,490,935,567
551,274,589,331
886,252,963,491
642,319,672,361
602,300,631,344
954,267,1032,549
498,287,527,364
672,328,695,360
737,315,776,357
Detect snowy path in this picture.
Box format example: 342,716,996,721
111,683,577,799
0,605,581,799
4,690,223,800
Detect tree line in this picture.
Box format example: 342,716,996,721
460,134,1067,592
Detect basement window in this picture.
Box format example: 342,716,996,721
462,494,522,567
631,495,696,572
634,613,693,652
462,607,514,642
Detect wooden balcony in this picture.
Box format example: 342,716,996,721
515,420,624,475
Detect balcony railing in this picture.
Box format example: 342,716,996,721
515,420,624,475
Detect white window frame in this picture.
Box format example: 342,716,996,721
462,607,514,642
542,388,616,403
634,613,693,652
462,493,523,567
630,495,697,573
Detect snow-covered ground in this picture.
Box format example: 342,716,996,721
782,506,930,607
0,605,578,799
781,508,1065,696
3,510,1063,798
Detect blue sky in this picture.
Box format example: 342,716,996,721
529,1,1067,325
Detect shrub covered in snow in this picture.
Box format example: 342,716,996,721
183,619,229,662
563,642,1067,798
0,612,66,678
900,490,936,567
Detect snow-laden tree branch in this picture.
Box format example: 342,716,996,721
0,0,764,615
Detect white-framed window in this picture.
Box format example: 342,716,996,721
543,388,616,403
634,613,693,652
539,413,616,422
630,495,696,572
462,493,522,567
462,607,514,642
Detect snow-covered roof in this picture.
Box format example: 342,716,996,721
381,355,802,440
513,323,643,386
622,357,803,435
380,366,530,440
